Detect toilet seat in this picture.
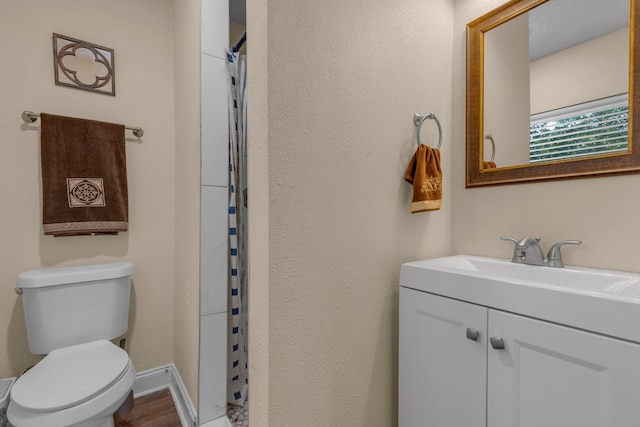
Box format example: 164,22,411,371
10,340,130,413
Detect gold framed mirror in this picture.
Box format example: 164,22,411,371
466,0,639,187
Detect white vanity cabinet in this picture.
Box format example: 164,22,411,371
399,288,487,427
399,287,640,427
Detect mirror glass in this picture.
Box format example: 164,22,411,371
483,0,629,169
466,0,640,186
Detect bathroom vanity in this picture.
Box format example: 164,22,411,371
398,255,640,426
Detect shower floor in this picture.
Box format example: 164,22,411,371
227,402,249,427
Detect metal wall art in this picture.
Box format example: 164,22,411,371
53,33,115,96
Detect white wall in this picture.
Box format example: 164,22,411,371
0,0,177,381
248,0,454,425
199,0,230,423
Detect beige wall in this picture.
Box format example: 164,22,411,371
453,1,640,272
530,27,629,114
0,0,177,384
172,0,202,407
250,1,639,426
246,0,270,422
6,2,633,425
249,0,454,425
484,13,531,166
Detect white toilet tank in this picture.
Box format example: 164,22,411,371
16,262,135,355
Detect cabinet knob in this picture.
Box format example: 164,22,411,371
490,337,505,350
466,328,480,342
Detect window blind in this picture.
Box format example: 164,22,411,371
529,93,629,163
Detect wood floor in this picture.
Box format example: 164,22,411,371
114,389,182,427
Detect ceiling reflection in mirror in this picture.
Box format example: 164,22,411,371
482,0,630,169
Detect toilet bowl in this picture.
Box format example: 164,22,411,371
8,340,135,427
6,263,136,427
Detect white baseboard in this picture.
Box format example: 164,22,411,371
132,364,231,427
133,364,197,426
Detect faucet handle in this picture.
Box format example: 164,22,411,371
546,240,582,268
500,236,519,245
501,236,523,263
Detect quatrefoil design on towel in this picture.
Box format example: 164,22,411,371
67,178,105,207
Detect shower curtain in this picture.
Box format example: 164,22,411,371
225,48,248,407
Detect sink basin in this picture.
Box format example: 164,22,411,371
426,255,640,297
400,255,640,343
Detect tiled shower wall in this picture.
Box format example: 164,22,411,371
199,0,229,423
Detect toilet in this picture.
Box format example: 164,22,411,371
7,262,136,427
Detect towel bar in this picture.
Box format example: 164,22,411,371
21,111,144,138
414,113,442,149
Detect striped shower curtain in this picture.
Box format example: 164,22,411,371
225,48,248,407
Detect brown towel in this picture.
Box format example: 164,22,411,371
483,161,497,169
40,113,128,236
404,144,442,213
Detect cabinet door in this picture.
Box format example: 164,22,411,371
399,288,487,427
487,310,640,427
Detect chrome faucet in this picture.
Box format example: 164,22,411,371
501,236,545,266
501,236,581,268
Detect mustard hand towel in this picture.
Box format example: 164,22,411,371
40,113,128,236
404,144,442,213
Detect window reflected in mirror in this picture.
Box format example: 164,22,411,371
529,94,628,163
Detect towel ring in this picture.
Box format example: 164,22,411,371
484,134,496,162
414,113,442,149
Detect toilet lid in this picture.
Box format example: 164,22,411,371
10,340,130,413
